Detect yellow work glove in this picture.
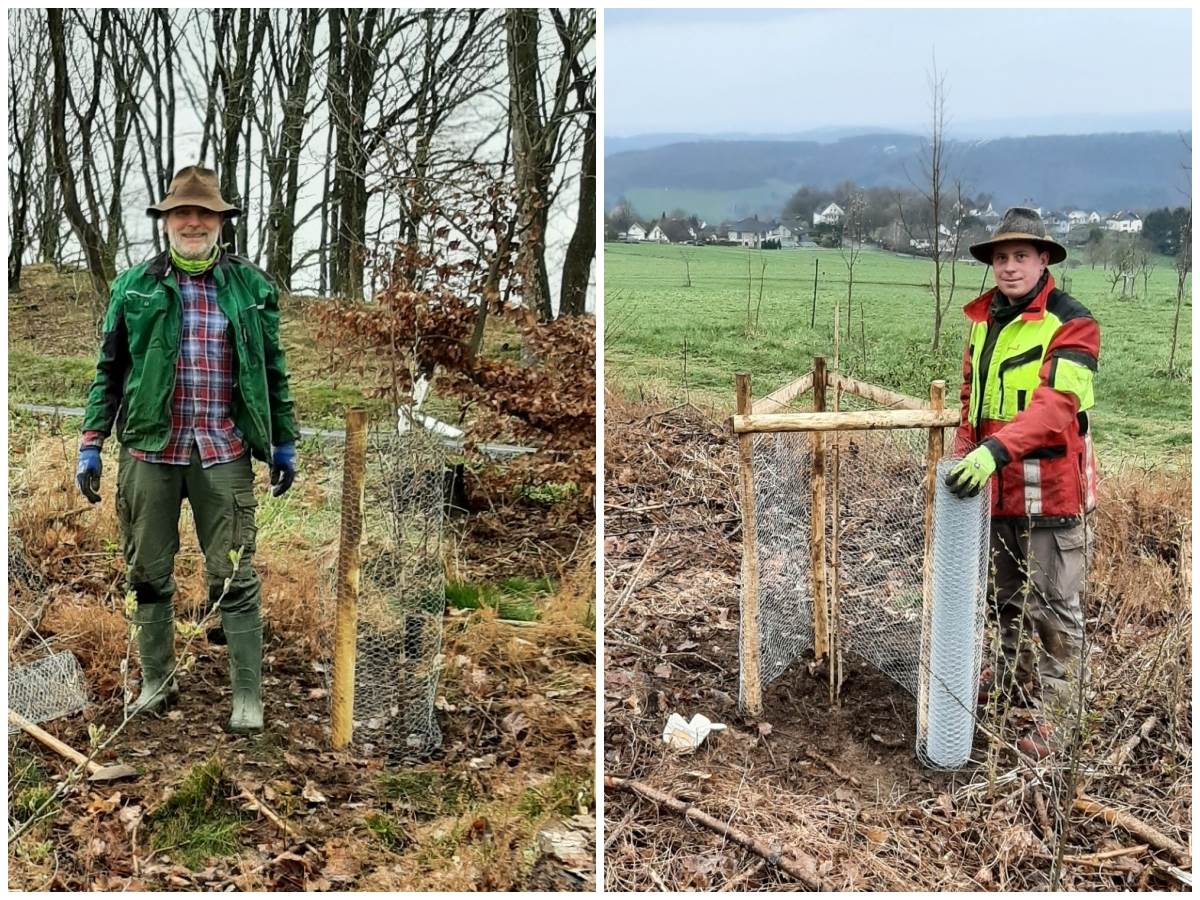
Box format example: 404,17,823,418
944,445,997,499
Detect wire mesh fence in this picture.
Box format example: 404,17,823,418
745,432,815,704
9,650,89,733
326,424,447,761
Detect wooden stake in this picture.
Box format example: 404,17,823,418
827,372,926,410
751,371,813,415
732,407,961,434
829,313,842,700
735,374,763,716
811,357,828,662
331,407,367,750
917,381,946,741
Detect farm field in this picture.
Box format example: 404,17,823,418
604,242,1190,463
8,267,596,890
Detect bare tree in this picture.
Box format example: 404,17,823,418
8,11,49,290
1170,140,1191,375
897,53,954,350
505,8,595,320
838,192,868,369
47,9,115,294
257,9,321,288
550,8,595,317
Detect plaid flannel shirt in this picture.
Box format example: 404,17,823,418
82,265,245,467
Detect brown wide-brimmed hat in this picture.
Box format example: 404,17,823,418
969,206,1066,266
146,165,241,218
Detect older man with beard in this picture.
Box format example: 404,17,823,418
77,166,297,734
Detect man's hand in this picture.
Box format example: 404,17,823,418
76,448,102,503
270,443,296,497
944,445,996,499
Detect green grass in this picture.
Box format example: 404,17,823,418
516,770,594,821
444,576,555,621
147,757,243,870
9,351,95,407
381,769,475,818
365,812,412,851
605,242,1191,463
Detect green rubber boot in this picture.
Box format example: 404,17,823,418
131,603,179,715
223,610,264,733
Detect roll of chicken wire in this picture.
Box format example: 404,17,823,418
917,457,990,769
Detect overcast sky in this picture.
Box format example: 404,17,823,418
605,8,1191,139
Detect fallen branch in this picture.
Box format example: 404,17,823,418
806,747,862,788
1104,715,1158,771
1062,843,1147,866
1073,795,1189,866
604,774,827,889
235,782,295,838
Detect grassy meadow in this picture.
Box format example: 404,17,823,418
604,242,1191,463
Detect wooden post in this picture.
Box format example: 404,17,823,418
735,374,763,716
331,408,367,749
917,382,946,738
829,311,842,700
811,357,829,662
810,258,819,328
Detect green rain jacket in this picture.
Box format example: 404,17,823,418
81,250,297,462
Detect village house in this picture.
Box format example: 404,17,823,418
812,202,844,226
620,222,647,242
1105,211,1143,233
646,217,697,244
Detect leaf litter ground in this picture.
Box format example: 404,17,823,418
8,414,595,891
603,394,1190,891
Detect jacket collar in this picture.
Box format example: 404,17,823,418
964,271,1055,324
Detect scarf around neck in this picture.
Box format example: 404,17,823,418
170,245,219,276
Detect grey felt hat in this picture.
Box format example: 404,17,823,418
969,206,1066,265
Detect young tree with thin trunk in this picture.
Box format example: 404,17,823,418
897,54,953,350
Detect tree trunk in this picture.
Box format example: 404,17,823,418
557,45,594,317
266,10,318,289
47,9,112,295
506,9,554,321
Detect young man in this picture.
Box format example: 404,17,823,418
77,166,297,733
944,207,1099,759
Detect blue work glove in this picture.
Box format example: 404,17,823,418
76,447,103,504
270,443,296,497
944,445,997,499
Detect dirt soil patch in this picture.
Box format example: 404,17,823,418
604,394,1190,891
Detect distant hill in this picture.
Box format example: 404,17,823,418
605,131,1191,221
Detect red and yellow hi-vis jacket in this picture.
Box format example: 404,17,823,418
955,273,1099,523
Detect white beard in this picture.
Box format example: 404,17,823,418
166,228,219,260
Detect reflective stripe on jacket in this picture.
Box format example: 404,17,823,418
81,250,297,462
955,273,1099,523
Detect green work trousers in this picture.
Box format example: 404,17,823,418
116,446,260,617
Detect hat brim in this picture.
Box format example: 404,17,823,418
147,199,241,219
970,231,1066,266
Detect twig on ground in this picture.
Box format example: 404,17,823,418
235,781,295,837
805,747,862,788
605,774,828,889
1104,715,1159,772
1072,794,1190,866
605,529,659,627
